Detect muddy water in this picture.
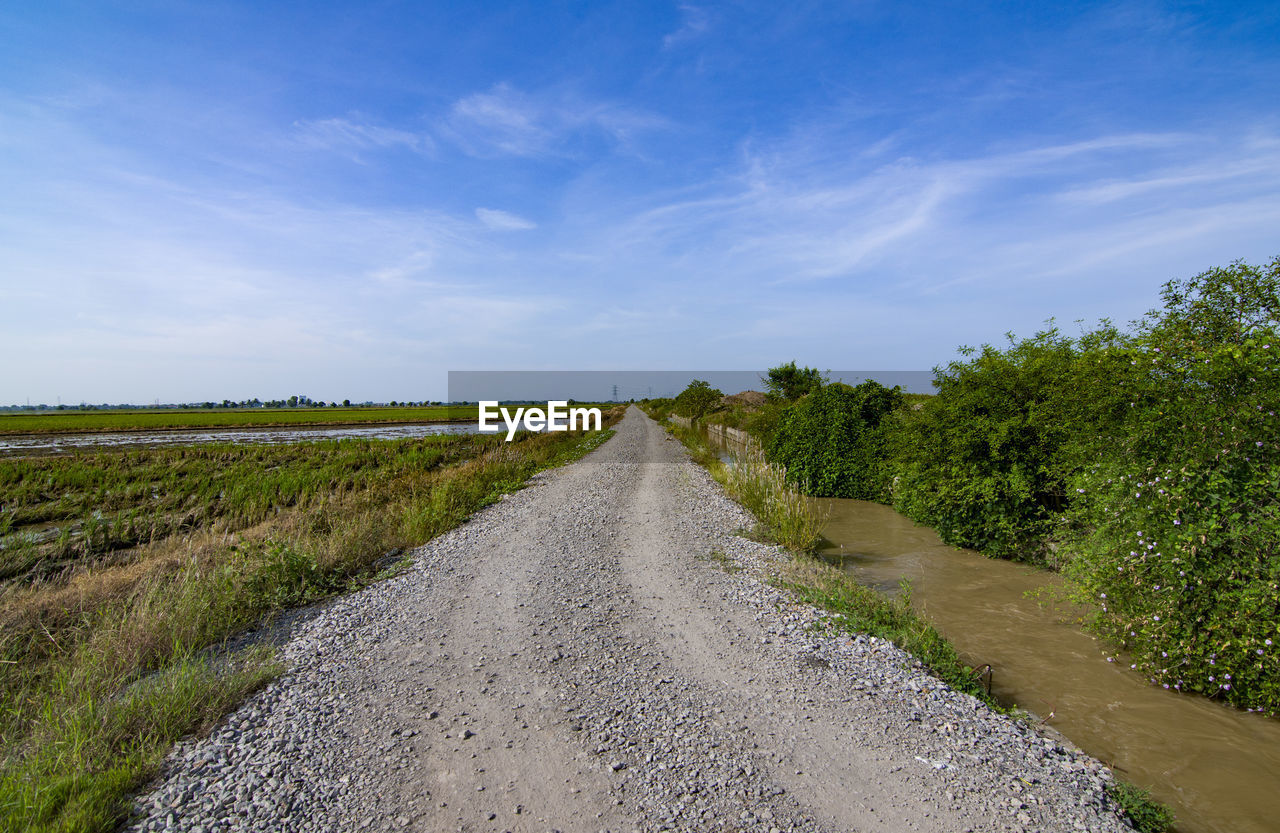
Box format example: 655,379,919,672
0,423,481,457
814,497,1280,833
703,430,1280,833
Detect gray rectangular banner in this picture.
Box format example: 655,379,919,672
447,370,933,403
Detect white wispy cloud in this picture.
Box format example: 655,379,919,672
443,83,666,158
1056,141,1280,205
292,116,434,158
475,207,537,230
560,125,1280,347
447,85,547,156
663,4,712,49
6,67,1280,402
0,97,575,400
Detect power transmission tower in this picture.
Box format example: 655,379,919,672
612,384,619,401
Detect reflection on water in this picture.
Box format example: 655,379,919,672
699,426,1280,833
0,423,481,456
815,497,1280,833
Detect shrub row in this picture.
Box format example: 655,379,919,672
654,257,1280,714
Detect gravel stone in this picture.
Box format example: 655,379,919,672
126,408,1135,832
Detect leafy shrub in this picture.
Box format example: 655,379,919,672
762,361,825,401
743,399,791,448
672,380,723,419
889,328,1088,561
642,397,674,418
768,381,903,499
1063,257,1280,713
244,541,327,607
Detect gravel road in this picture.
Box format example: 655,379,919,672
129,407,1134,832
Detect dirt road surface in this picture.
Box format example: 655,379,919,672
130,407,1131,832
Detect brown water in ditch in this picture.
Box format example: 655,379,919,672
813,497,1280,833
701,428,1280,833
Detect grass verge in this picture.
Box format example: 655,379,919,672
662,420,823,553
1106,781,1175,833
0,415,619,833
773,557,1000,707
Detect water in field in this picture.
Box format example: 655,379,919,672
702,427,1280,833
0,422,483,456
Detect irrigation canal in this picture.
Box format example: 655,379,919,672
706,427,1280,833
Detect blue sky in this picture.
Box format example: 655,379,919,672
2,1,1278,403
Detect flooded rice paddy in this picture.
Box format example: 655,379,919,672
0,422,481,456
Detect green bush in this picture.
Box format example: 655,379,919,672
888,257,1280,710
712,257,1280,711
762,361,825,401
641,397,674,419
672,380,723,419
1062,257,1280,713
889,328,1090,561
768,381,903,499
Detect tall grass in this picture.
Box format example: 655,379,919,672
721,444,825,554
8,647,278,833
660,419,823,553
0,415,619,833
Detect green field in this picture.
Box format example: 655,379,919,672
0,406,480,435
0,435,484,583
0,407,623,832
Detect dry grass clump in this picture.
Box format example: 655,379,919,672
720,444,825,553
663,420,824,553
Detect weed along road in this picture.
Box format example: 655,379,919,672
129,408,1133,833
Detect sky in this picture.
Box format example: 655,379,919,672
2,1,1278,404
